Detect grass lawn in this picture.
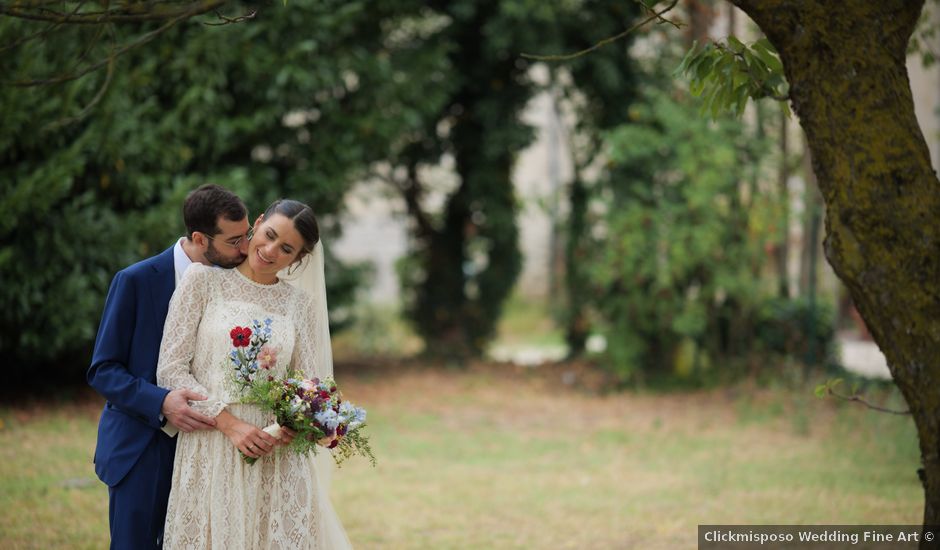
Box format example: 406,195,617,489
0,362,921,549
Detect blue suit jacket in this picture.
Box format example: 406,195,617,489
87,246,176,487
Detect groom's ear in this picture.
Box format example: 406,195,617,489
191,231,210,249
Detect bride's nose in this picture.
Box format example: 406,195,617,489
260,242,281,261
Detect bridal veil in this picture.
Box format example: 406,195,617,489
281,241,353,550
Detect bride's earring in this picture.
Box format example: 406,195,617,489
286,258,301,276
286,255,307,276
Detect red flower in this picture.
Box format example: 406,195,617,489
330,386,337,393
230,326,252,347
319,390,330,399
328,439,339,449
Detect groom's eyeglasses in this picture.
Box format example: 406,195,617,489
203,230,250,249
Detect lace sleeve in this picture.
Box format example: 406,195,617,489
156,264,227,418
290,287,322,380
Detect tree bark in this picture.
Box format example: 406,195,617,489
685,0,716,48
731,0,940,535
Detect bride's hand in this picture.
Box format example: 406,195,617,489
278,426,297,446
216,410,278,459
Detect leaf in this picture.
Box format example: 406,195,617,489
752,38,784,73
733,84,750,116
684,51,707,80
730,63,747,90
727,35,746,53
695,54,716,81
675,42,700,76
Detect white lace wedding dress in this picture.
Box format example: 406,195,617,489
157,263,351,549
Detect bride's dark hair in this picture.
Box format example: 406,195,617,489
262,199,320,259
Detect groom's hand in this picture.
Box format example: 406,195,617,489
162,389,217,432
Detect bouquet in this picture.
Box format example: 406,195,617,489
243,374,375,467
226,319,375,466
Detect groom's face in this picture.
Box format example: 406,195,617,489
204,216,250,269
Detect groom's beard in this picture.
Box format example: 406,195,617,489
205,242,245,269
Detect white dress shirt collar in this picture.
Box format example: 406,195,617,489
172,237,195,285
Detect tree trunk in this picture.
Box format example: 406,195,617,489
564,175,590,356
400,0,526,359
732,0,940,534
685,0,716,48
776,106,790,298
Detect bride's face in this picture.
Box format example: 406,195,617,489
247,213,307,276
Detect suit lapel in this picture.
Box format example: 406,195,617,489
150,246,176,326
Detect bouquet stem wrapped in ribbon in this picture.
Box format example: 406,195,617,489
226,319,375,466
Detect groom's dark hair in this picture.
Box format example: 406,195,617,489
183,184,247,239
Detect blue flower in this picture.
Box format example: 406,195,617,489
315,409,340,430
338,401,355,415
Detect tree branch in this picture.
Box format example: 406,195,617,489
202,8,256,26
0,0,227,24
8,3,209,86
42,52,116,131
375,163,435,239
824,386,911,415
521,0,681,62
0,1,84,54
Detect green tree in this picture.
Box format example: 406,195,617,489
387,1,646,359
387,1,553,358
588,85,777,380
551,1,643,357
0,0,447,378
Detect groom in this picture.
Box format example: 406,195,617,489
87,184,262,549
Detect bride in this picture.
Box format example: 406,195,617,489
157,199,351,549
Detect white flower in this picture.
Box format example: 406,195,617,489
287,395,305,415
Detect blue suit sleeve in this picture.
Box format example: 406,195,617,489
86,270,169,429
